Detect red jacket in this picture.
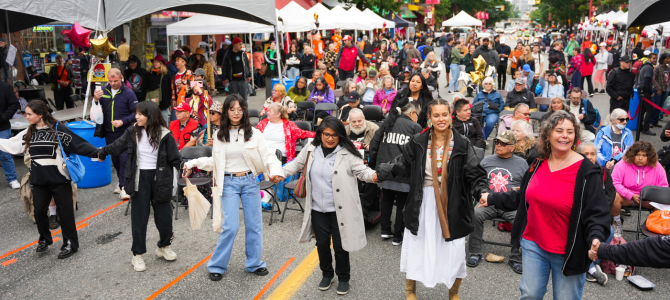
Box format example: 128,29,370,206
255,119,315,161
170,118,199,150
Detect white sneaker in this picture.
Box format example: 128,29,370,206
132,255,146,272
114,184,121,194
156,246,177,261
119,188,130,200
9,180,20,189
613,220,623,238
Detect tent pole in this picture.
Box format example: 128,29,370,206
274,26,283,85
5,11,14,84
82,0,103,121
249,33,254,91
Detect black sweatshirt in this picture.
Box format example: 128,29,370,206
598,236,670,268
0,81,20,131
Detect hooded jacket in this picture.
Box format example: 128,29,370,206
377,128,489,241
99,126,182,202
124,63,149,103
505,88,537,109
369,115,423,183
472,45,499,69
606,67,635,101
221,49,251,82
473,89,505,115
452,116,485,148
489,157,611,276
611,161,669,200
594,125,634,167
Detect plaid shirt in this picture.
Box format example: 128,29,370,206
652,64,670,92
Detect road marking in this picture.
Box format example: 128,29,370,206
252,257,296,300
0,200,127,260
146,254,212,300
1,258,17,266
266,247,320,300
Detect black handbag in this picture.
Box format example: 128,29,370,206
485,93,500,111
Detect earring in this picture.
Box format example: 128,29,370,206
546,142,549,149
571,144,576,151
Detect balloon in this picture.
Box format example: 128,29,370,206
62,22,91,49
89,37,117,59
470,55,488,85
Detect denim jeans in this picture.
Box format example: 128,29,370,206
0,129,17,183
161,107,170,126
651,91,667,126
520,238,586,300
483,113,499,140
286,67,300,80
590,225,614,267
449,63,460,93
208,173,266,274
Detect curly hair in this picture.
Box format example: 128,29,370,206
537,110,581,159
623,141,658,167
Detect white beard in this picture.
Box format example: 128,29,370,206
350,122,366,135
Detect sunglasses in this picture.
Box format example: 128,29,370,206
495,140,512,147
617,118,630,122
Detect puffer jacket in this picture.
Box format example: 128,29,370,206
377,128,489,241
369,115,423,183
505,88,537,109
99,126,182,202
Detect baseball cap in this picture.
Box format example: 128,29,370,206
515,77,526,85
620,55,632,62
346,91,361,102
194,68,206,76
0,38,5,42
411,58,420,64
522,64,531,73
403,66,411,73
342,35,352,41
496,130,517,145
173,102,191,112
55,53,63,59
643,50,651,56
500,38,506,44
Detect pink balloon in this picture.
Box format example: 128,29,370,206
62,22,91,49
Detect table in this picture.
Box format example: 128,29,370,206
10,106,92,130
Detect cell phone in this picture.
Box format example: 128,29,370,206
95,83,102,91
190,81,203,88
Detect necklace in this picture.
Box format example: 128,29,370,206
549,152,572,172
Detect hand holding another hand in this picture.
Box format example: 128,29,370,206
478,193,489,208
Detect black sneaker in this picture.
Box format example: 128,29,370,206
392,237,403,246
585,273,597,282
36,241,48,253
380,229,393,239
600,89,606,94
252,267,269,276
49,215,59,230
336,281,350,295
641,130,657,136
621,208,631,216
57,246,77,259
209,273,223,281
318,277,335,291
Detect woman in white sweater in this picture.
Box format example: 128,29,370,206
593,43,610,94
183,94,283,281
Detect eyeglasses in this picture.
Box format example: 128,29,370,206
322,132,339,140
617,118,630,122
229,108,245,115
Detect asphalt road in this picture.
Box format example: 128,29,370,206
1,44,669,300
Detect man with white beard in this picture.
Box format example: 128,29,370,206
344,108,379,149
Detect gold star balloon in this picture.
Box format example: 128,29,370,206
470,55,487,85
89,37,117,59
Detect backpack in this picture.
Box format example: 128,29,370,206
631,60,645,75
607,51,614,66
583,99,602,131
470,101,485,126
443,45,453,65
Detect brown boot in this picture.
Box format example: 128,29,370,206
449,278,462,300
405,279,418,300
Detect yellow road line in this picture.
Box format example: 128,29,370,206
266,247,320,300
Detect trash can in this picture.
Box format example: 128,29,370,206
627,89,640,131
66,121,112,188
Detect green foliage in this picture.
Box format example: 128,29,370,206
338,0,401,14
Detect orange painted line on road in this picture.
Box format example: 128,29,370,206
0,200,127,260
1,258,17,266
253,257,296,300
146,254,213,300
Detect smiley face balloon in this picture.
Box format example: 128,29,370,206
89,37,117,59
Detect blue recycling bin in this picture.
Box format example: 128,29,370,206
626,89,640,131
66,121,112,188
271,77,297,92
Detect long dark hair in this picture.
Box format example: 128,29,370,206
311,76,331,99
24,100,57,149
134,101,166,150
291,77,308,96
190,54,205,71
379,96,410,134
217,94,253,142
583,47,594,64
396,73,433,126
311,116,362,159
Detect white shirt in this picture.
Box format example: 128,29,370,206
531,53,541,73
263,121,287,157
111,88,119,95
138,129,158,170
225,130,251,172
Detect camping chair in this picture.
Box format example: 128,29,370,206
173,146,213,220
637,186,670,240
260,149,284,225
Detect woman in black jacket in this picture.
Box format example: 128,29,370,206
478,111,611,299
98,101,182,272
299,45,316,80
376,98,488,299
395,72,433,128
452,98,485,149
369,97,422,245
146,55,172,124
264,40,283,98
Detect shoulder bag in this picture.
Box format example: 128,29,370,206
55,121,86,183
485,93,500,111
293,151,312,198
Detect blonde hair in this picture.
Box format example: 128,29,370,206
512,119,536,153
152,60,168,75
522,46,533,62
272,84,287,98
267,102,288,120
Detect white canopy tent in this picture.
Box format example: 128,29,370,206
278,1,313,32
331,6,372,30
362,8,395,29
307,3,341,30
441,11,482,27
346,7,375,30
166,13,277,35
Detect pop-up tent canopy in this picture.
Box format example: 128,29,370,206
363,9,395,29
306,3,340,30
331,6,371,30
628,0,670,28
278,1,313,32
0,9,57,32
0,0,276,32
441,11,482,27
166,13,276,35
385,13,414,28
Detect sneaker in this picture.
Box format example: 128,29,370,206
155,246,177,261
9,180,20,189
613,219,623,238
600,89,606,94
132,255,146,272
592,265,608,286
49,215,60,230
641,130,657,136
119,188,130,200
114,184,121,194
392,237,403,246
585,272,597,282
621,209,631,216
589,93,594,97
318,277,335,291
380,230,393,239
336,281,350,295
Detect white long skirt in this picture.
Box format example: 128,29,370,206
400,186,467,288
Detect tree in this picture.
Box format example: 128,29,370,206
129,15,151,66
338,0,401,14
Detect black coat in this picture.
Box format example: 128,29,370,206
505,88,537,109
299,53,316,78
146,70,172,110
452,117,485,148
606,67,635,101
99,127,182,202
578,99,598,133
221,50,251,82
369,115,423,184
598,236,670,268
513,146,538,167
0,81,20,131
489,157,611,276
124,67,149,103
377,128,489,241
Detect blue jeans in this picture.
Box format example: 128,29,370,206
286,67,300,80
208,174,266,274
520,238,586,300
0,129,16,183
651,91,667,126
161,107,170,126
590,225,614,267
170,109,177,122
449,63,460,92
483,113,499,140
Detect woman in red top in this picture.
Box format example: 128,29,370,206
256,102,315,163
580,48,596,97
479,110,610,300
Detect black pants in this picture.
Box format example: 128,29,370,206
641,94,656,132
311,210,350,282
380,189,408,238
497,65,508,88
581,75,594,95
264,76,273,98
338,68,355,81
609,97,630,113
131,170,173,255
53,86,75,110
33,183,78,250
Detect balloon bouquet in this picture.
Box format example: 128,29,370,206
457,55,493,96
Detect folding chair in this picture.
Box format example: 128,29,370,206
297,101,316,122
335,80,345,89
481,217,513,247
293,121,313,154
174,146,213,220
248,108,261,124
497,90,508,99
529,111,546,134
534,97,551,111
281,179,305,222
637,186,670,240
260,149,283,225
362,105,383,123
313,103,339,127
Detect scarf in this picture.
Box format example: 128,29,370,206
430,128,453,239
